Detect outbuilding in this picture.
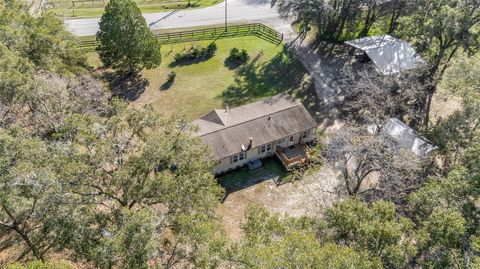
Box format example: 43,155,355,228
345,34,425,75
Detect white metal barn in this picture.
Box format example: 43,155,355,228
345,35,425,75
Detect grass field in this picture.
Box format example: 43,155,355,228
51,0,222,18
87,36,314,120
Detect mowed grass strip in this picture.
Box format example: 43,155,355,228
86,36,312,120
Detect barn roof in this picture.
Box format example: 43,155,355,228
345,34,425,75
193,94,318,160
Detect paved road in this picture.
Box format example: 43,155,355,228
65,0,282,36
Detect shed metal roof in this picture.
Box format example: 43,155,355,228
381,118,436,157
345,35,425,75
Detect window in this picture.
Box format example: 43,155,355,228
266,143,272,151
260,145,266,153
302,131,308,139
233,152,245,163
277,138,284,145
289,136,294,142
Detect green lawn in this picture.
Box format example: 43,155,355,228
85,36,312,119
85,35,320,186
52,0,222,18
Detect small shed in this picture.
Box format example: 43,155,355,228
381,118,436,157
345,34,425,75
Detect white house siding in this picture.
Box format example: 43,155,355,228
212,128,316,175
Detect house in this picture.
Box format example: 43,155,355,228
381,118,437,157
345,34,425,75
193,94,318,175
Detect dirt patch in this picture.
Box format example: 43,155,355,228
218,165,343,239
429,86,463,124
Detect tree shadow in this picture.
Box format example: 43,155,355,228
224,57,244,70
160,80,173,91
168,54,215,68
106,71,149,101
219,48,308,107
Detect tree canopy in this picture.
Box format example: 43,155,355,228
96,0,162,73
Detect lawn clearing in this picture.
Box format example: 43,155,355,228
85,36,312,119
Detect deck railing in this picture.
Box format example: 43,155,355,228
275,144,312,170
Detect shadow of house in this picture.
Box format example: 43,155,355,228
218,158,287,201
106,72,149,101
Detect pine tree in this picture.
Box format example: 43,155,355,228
96,0,161,73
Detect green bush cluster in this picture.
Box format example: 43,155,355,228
229,47,250,64
174,43,217,63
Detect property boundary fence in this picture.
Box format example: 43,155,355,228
77,23,284,52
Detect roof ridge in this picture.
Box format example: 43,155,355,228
199,102,302,137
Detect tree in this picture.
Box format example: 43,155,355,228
272,0,364,41
325,199,416,268
0,1,84,106
96,0,161,73
7,260,75,269
52,102,224,268
272,0,413,40
323,126,424,200
427,54,480,169
225,205,383,269
0,129,87,261
340,65,430,126
408,142,480,268
398,0,480,125
385,0,411,33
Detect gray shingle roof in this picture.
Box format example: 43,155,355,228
193,94,318,160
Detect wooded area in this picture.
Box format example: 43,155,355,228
1,0,480,268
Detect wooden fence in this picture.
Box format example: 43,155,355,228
77,23,284,52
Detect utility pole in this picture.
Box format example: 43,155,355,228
225,0,227,32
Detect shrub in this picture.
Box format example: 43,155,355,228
205,43,217,56
167,71,176,83
229,47,249,65
173,43,217,63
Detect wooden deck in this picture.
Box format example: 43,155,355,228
275,143,312,170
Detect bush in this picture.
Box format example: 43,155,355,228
167,71,176,83
173,43,217,63
229,47,249,64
